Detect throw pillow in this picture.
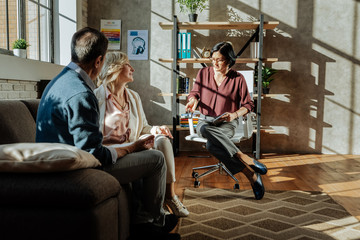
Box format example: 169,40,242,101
0,143,101,172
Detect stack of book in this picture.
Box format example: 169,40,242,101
176,76,189,94
180,111,200,128
177,32,191,59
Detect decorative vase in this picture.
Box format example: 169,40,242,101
250,42,259,58
13,49,27,58
263,88,270,94
188,13,198,22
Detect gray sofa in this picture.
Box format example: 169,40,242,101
0,99,131,240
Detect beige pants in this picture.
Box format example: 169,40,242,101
140,134,176,183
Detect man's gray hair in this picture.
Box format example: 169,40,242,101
71,27,108,65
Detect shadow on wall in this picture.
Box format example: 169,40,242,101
128,73,171,125
261,28,335,154
180,0,356,155
257,0,339,155
148,0,357,154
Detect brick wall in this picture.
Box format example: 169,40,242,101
0,79,38,99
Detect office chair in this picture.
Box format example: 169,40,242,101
185,70,256,189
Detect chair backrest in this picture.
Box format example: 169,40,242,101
238,70,254,99
185,70,255,143
232,70,255,142
232,112,256,142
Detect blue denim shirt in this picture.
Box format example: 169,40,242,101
36,63,114,166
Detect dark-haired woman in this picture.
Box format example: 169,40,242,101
185,41,267,200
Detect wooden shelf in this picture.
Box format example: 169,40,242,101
166,125,276,133
159,21,279,30
159,58,278,64
254,126,276,133
253,93,288,98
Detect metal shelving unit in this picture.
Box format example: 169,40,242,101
159,15,279,159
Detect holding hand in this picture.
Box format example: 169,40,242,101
221,112,239,123
220,108,248,123
132,135,155,151
115,135,155,159
152,125,173,139
185,97,199,113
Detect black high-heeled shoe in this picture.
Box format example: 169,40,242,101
251,172,265,200
250,159,268,175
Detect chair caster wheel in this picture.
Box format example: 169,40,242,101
192,171,199,178
194,180,200,188
234,183,240,189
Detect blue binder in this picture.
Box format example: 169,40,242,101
186,32,191,58
182,33,187,59
178,32,182,59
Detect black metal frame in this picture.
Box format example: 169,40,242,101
171,14,265,159
172,16,179,155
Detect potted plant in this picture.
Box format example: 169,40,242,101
12,38,30,58
254,66,277,94
177,0,208,22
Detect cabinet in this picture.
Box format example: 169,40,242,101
159,15,279,159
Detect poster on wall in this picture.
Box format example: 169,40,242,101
127,30,148,60
101,19,121,50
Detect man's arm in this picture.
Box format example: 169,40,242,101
65,92,113,166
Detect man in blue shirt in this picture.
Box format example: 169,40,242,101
36,27,179,240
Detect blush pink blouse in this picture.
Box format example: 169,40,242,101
102,88,131,145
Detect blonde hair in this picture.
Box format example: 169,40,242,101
97,51,129,93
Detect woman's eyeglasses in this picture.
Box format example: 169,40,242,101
209,58,226,63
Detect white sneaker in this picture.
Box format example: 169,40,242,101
164,195,189,217
162,206,171,215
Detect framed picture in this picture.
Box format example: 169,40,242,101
101,19,121,50
127,30,148,60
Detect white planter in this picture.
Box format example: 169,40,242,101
13,49,27,58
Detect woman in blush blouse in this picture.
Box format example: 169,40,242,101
95,51,189,217
185,41,268,200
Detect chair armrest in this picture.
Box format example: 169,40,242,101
242,112,256,139
188,117,195,135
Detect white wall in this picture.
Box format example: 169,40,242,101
80,0,360,155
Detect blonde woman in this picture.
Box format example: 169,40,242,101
95,51,189,217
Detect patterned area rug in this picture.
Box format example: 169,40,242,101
177,188,360,240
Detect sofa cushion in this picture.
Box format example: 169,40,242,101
0,142,101,172
0,100,36,144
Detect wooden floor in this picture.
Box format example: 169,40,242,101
174,152,360,221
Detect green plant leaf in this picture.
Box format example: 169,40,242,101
177,0,208,13
12,38,30,49
255,66,277,82
254,65,277,91
262,81,270,88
